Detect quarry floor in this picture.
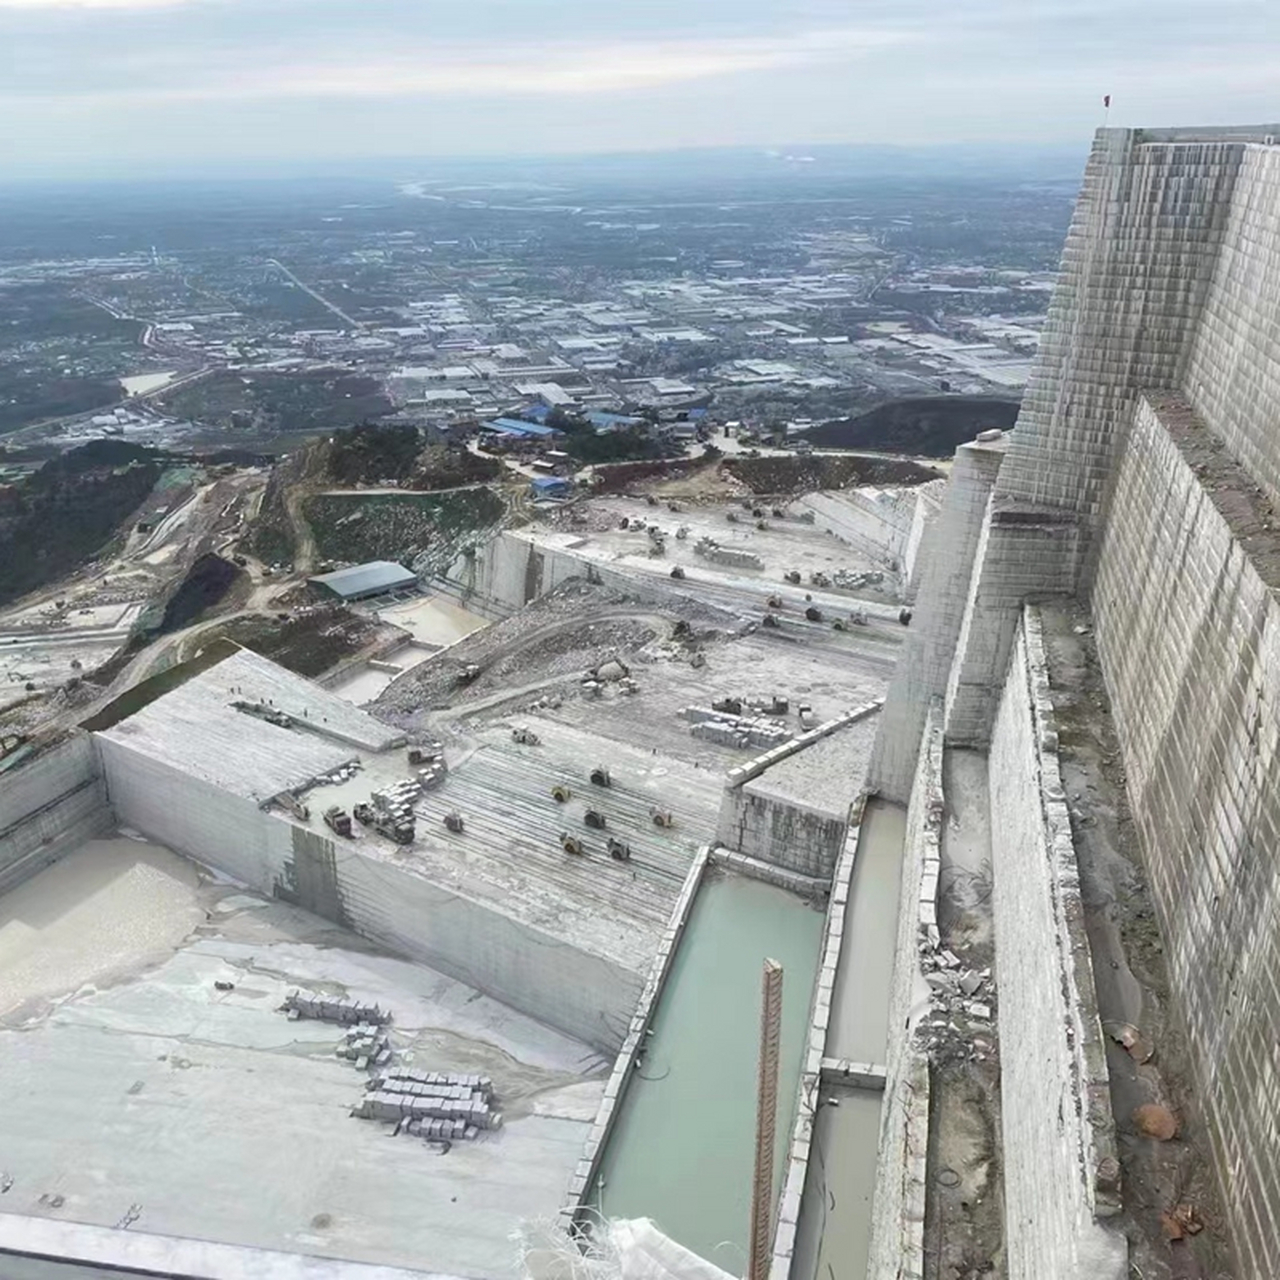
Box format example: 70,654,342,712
537,494,907,617
0,836,607,1278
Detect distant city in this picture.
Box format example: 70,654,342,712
0,151,1073,462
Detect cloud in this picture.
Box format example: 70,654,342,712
0,0,203,8
3,26,909,102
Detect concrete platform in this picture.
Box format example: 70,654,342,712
0,837,605,1278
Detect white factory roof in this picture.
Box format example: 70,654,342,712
310,561,418,599
96,649,404,802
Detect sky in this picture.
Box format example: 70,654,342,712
1,0,1277,179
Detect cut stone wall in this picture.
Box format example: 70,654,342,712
994,131,1245,552
1093,394,1280,1280
866,705,940,1280
867,438,1006,801
988,607,1124,1280
714,703,881,879
95,737,641,1053
942,503,1079,747
0,735,111,896
794,486,941,587
1184,144,1280,511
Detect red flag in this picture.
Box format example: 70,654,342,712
1104,94,1111,108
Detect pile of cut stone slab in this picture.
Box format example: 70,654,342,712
355,1071,502,1143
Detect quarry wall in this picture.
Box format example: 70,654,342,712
994,131,1245,550
793,487,937,585
868,438,1006,802
866,706,939,1280
0,735,111,896
1185,144,1280,510
988,607,1123,1280
714,704,881,879
434,531,592,619
94,739,641,1053
942,504,1079,747
1093,395,1280,1280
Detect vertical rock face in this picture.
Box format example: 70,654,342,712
995,131,1246,558
1183,145,1280,509
873,126,1280,1280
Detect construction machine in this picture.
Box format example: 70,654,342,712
323,806,353,838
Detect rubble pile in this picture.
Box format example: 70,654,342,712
918,944,996,1065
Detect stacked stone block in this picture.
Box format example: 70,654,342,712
357,1071,501,1139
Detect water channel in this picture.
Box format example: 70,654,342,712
589,870,825,1273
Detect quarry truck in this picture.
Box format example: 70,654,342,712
323,806,353,838
353,802,415,846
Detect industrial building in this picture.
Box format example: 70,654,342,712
308,560,418,601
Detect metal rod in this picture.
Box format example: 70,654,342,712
748,958,784,1280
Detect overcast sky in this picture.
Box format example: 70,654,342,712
2,0,1277,179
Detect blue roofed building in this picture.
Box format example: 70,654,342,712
482,417,563,439
530,476,574,501
586,410,645,433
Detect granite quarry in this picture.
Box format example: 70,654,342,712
1,125,1280,1280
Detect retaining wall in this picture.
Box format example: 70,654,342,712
865,707,940,1280
0,735,111,896
1092,394,1280,1279
988,607,1123,1279
0,1214,439,1280
714,703,882,879
1182,144,1280,513
94,738,641,1053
